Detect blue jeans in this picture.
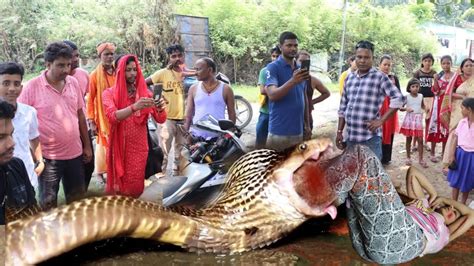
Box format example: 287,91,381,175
39,155,86,210
347,136,382,161
255,112,269,148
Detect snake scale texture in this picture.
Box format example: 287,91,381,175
6,139,339,265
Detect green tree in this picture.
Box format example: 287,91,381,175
0,0,175,75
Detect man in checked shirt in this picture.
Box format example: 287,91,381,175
336,41,404,160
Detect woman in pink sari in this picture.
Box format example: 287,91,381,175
440,58,474,172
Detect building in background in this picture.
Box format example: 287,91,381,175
423,22,474,65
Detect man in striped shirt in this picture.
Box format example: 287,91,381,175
336,41,403,160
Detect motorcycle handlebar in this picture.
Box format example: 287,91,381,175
189,142,207,162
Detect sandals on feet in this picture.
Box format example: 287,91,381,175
419,160,429,168
429,156,440,163
405,158,412,166
442,167,449,176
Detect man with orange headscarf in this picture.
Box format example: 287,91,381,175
87,42,116,181
103,55,167,197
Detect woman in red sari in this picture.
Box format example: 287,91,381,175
426,55,454,162
379,55,400,165
103,55,167,197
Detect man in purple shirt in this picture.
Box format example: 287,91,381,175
336,40,403,160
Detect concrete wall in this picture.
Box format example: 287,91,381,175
423,22,474,65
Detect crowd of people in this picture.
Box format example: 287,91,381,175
0,30,473,263
332,41,473,206
0,40,237,218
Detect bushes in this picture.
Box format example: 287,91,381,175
0,0,175,72
176,0,438,82
1,0,439,82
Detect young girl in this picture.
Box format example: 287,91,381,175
447,97,474,204
400,78,427,167
413,53,437,152
427,55,452,162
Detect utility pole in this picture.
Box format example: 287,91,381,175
338,0,348,78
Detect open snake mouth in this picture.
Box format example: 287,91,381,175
308,143,341,164
289,142,340,218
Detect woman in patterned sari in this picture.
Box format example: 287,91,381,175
325,146,474,264
440,58,474,171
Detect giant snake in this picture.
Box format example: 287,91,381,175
6,138,343,265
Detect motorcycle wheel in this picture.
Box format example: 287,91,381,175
227,95,253,130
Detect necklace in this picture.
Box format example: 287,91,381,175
202,81,219,95
127,85,136,96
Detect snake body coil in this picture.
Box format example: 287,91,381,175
7,139,337,265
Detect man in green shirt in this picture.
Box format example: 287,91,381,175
255,46,280,148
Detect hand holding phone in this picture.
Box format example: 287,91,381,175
153,84,163,101
300,59,310,71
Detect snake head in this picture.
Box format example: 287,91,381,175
273,138,340,219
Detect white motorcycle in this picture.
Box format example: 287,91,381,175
140,115,247,207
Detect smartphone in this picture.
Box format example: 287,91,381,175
153,84,163,101
300,59,310,71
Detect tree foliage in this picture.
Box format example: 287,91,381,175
347,2,437,75
0,0,176,76
177,0,438,81
1,0,443,82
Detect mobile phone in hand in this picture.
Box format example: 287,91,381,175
153,84,163,101
300,59,310,71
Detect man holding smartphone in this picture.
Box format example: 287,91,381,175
145,44,186,176
264,31,309,150
296,51,331,140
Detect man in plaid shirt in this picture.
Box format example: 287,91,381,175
336,41,403,160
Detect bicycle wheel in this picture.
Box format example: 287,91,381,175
228,95,253,130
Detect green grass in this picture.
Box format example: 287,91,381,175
232,84,259,103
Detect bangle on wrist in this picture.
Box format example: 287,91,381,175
130,104,136,112
337,130,343,133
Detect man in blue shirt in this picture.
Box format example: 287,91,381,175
265,31,309,150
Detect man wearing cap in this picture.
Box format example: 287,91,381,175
87,42,116,181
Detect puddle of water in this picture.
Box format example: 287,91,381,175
38,214,474,266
